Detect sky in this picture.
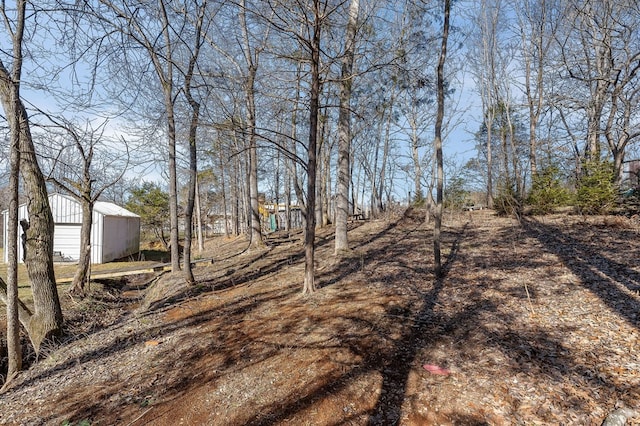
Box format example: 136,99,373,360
0,0,488,208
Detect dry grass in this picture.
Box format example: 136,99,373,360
0,247,164,305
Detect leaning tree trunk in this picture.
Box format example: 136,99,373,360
20,136,64,352
0,278,33,333
0,79,63,353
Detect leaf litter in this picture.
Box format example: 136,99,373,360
0,209,638,425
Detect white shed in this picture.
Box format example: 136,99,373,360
2,193,140,264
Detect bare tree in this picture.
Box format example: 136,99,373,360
180,0,208,284
94,0,182,272
0,0,63,354
2,0,24,378
434,0,450,277
335,0,359,254
41,118,129,296
468,0,506,208
551,0,640,180
515,0,558,178
303,0,323,294
240,0,268,249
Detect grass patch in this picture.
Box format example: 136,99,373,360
0,246,165,307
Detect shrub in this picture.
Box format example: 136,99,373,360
526,166,571,215
444,177,470,210
575,160,617,215
493,181,521,217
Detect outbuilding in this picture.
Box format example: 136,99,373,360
2,193,140,264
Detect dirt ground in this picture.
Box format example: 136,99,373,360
0,208,639,425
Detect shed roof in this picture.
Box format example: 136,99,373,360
94,200,139,218
1,193,139,218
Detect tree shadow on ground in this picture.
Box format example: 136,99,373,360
522,217,640,329
8,212,635,425
366,223,467,424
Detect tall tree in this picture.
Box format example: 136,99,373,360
0,0,63,353
3,0,24,378
335,0,359,254
469,0,505,208
433,0,450,276
515,0,557,179
95,0,182,272
303,0,323,294
181,0,208,284
240,0,267,249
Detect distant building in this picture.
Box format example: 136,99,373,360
2,193,140,264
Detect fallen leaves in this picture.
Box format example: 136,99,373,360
1,211,639,425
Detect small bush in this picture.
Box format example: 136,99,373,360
526,166,571,215
494,182,521,217
575,160,617,215
444,177,470,210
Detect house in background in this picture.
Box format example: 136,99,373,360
2,193,140,264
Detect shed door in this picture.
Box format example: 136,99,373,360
54,224,81,261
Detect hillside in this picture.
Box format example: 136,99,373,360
0,209,639,425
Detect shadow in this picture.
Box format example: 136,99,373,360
7,218,386,419
10,211,634,425
522,217,640,329
366,223,466,425
143,222,348,312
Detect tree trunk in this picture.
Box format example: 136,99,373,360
0,0,62,356
69,199,94,296
239,2,264,249
20,154,64,352
486,117,494,208
410,119,423,203
434,0,450,277
182,101,199,284
0,277,32,334
303,0,322,295
182,4,205,284
247,82,263,248
315,120,325,228
220,150,231,237
335,0,359,254
195,176,204,252
6,64,22,377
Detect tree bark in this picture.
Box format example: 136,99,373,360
182,1,207,285
183,99,199,284
239,0,264,249
2,0,27,377
70,198,93,296
335,0,359,254
5,79,22,378
0,277,33,334
434,0,450,277
303,0,322,295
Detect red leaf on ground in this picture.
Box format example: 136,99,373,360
423,364,451,375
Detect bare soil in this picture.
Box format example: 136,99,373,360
1,208,639,425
